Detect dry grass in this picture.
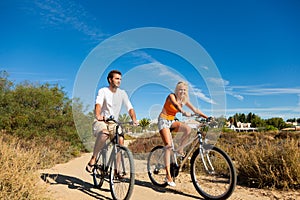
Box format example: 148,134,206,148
130,130,300,190
219,131,300,190
0,134,50,200
0,131,83,200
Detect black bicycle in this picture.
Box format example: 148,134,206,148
147,115,237,200
92,117,135,200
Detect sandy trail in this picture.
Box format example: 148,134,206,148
40,153,299,200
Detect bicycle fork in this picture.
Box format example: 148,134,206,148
197,137,215,175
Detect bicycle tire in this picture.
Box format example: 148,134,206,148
190,145,237,200
92,151,106,189
147,146,168,187
110,145,135,200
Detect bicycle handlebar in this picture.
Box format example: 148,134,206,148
190,114,214,122
105,116,138,126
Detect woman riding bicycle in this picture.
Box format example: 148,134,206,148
158,81,208,187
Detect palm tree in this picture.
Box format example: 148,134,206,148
118,113,131,133
139,118,151,131
118,113,131,123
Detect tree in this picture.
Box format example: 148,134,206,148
266,117,286,130
250,114,265,128
118,113,131,133
0,77,81,145
239,113,246,123
118,113,131,123
246,112,255,123
139,118,151,131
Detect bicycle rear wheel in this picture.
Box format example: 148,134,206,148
147,146,168,187
190,145,236,200
110,145,135,200
92,151,106,189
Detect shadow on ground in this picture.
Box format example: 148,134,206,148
134,178,203,199
41,173,111,200
41,173,203,200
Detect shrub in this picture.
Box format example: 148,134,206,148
128,135,163,154
130,130,300,190
0,134,49,200
219,132,300,189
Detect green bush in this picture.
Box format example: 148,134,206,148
0,73,86,154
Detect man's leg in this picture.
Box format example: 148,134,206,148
86,121,108,173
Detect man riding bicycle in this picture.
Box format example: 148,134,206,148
86,69,138,173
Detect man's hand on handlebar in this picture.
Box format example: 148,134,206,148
132,120,139,126
96,115,106,121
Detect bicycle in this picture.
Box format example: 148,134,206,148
92,116,135,200
147,115,237,200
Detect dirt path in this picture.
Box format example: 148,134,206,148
39,153,299,200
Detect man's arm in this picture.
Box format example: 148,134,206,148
95,104,105,121
128,108,138,125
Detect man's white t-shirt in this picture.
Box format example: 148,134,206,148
95,87,133,120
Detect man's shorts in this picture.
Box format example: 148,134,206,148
92,120,123,140
158,116,174,131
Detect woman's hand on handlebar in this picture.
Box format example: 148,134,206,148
182,111,191,117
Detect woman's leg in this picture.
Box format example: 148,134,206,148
159,128,173,182
171,121,191,155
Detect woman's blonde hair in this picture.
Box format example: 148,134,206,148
175,81,189,104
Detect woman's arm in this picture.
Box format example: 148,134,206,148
169,93,184,113
185,101,208,118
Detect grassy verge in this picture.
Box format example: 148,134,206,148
0,134,48,200
219,131,300,190
0,132,86,200
129,130,300,190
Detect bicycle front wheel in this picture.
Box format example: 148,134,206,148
190,145,237,200
110,145,135,200
147,146,168,187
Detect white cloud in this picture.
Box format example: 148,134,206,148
201,65,209,70
221,83,300,119
244,87,300,95
208,77,229,86
223,106,299,120
233,94,244,101
191,87,216,104
33,0,107,42
227,84,300,96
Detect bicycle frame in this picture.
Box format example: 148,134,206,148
95,123,125,174
170,121,216,174
92,118,136,200
147,117,237,199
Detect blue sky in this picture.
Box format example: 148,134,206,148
1,0,300,121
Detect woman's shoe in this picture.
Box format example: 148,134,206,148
176,150,186,158
165,177,176,187
178,152,186,158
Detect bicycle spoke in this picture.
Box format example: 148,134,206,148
191,146,236,199
147,146,168,187
110,145,135,200
92,152,106,189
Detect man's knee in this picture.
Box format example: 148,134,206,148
97,131,109,140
